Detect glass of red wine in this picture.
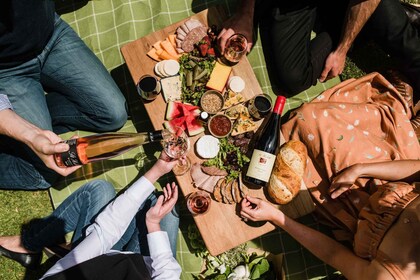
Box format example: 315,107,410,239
162,126,191,176
137,74,161,101
187,190,211,215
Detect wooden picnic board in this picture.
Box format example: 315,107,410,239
121,5,315,256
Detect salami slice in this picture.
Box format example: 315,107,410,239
181,26,208,52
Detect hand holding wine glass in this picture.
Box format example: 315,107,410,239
162,126,191,176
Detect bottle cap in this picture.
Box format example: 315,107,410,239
199,111,209,122
273,96,286,115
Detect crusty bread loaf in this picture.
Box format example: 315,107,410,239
267,140,308,204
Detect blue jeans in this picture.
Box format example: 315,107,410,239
22,180,180,257
0,15,127,190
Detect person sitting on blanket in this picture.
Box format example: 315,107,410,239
240,72,420,280
0,94,80,177
217,0,420,133
0,0,128,191
0,151,181,280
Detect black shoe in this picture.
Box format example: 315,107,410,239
0,245,42,269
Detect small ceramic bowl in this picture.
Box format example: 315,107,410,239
208,114,233,138
200,90,224,115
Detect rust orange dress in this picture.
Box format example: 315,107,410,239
281,72,420,277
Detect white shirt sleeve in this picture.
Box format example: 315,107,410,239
0,94,12,111
41,176,180,279
144,231,182,279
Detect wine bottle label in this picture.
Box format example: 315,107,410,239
58,139,83,166
246,149,276,182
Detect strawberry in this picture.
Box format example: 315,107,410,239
198,43,209,56
207,47,215,56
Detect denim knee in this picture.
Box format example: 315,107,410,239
105,103,128,131
84,180,116,206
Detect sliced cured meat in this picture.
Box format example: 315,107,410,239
176,33,186,41
176,38,183,48
176,26,187,37
201,165,228,176
181,26,208,52
213,178,224,202
190,163,210,188
231,179,241,203
180,23,190,35
184,19,203,31
199,174,223,193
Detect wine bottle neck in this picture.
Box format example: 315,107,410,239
272,95,286,115
148,130,164,142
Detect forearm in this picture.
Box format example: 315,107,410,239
0,109,42,147
271,212,368,278
354,160,420,182
337,0,380,54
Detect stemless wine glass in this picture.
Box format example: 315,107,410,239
223,33,248,65
162,126,191,176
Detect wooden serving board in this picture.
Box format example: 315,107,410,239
121,6,315,256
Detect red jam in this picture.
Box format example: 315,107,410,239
209,115,232,137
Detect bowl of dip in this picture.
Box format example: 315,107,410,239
208,114,233,138
200,90,224,115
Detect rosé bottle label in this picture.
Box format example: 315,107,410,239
57,139,83,167
246,149,276,182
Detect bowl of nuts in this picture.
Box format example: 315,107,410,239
200,90,224,115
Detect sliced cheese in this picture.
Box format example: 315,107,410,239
147,48,161,62
156,49,177,61
160,39,179,59
206,62,232,92
153,40,163,51
168,34,177,51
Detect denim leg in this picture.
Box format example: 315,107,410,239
22,180,115,252
40,16,127,134
115,192,180,258
0,54,58,189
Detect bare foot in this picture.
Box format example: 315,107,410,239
0,235,36,254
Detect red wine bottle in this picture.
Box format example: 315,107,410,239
54,131,165,167
243,95,286,187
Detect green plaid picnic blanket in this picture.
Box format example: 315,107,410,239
51,1,341,279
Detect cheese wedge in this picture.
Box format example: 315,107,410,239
168,34,177,51
147,48,161,62
156,49,177,61
206,62,231,92
160,39,179,59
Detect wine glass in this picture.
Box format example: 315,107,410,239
162,126,191,176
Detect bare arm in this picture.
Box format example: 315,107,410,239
217,0,256,53
0,109,79,176
330,160,420,198
240,196,374,279
319,0,381,82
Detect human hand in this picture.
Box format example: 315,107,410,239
30,130,80,176
217,12,254,54
318,50,347,83
144,151,183,183
240,195,279,222
146,182,178,233
329,164,362,199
